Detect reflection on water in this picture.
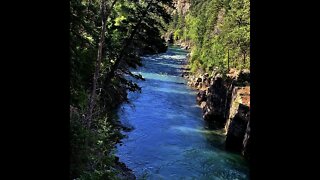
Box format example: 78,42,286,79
116,46,249,179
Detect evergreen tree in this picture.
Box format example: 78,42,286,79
70,0,173,179
168,0,250,73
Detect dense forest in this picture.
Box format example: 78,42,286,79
70,0,173,179
70,0,250,179
167,0,250,73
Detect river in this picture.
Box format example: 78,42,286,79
116,46,249,179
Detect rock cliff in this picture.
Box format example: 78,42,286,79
183,67,251,159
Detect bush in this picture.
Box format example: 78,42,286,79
70,107,122,180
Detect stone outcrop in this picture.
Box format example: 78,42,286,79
225,103,250,152
242,118,251,159
184,67,250,159
224,86,250,159
202,74,227,128
186,72,211,91
196,90,207,105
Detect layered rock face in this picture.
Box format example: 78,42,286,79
202,75,227,128
225,86,250,159
184,67,251,159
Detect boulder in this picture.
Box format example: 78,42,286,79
226,68,239,80
203,78,210,88
196,90,207,105
236,69,250,86
194,81,199,87
181,71,189,77
200,101,206,110
201,73,209,83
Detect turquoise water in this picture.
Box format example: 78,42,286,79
116,46,249,179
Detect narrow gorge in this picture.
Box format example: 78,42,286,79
183,67,250,159
168,0,251,160
116,46,249,179
70,0,250,179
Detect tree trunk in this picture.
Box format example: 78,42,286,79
86,0,92,18
105,0,118,22
243,52,246,65
103,2,152,88
227,49,230,71
86,0,118,128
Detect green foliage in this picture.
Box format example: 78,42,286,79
168,0,250,74
70,0,173,179
174,29,183,41
70,108,122,179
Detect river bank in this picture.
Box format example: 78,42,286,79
116,46,249,179
181,51,251,160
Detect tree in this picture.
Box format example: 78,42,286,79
70,0,173,178
167,0,250,73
